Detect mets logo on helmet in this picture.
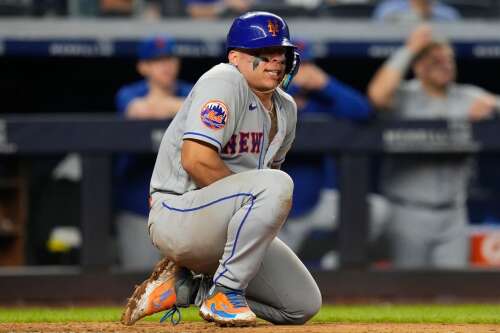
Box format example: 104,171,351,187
267,20,279,36
200,100,228,130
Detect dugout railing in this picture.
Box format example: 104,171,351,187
1,115,500,302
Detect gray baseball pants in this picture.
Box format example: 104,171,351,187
148,169,322,324
388,201,469,268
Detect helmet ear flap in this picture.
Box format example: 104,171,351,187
284,48,295,74
281,50,300,91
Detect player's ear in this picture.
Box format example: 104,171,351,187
228,50,239,67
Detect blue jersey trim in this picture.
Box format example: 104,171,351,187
161,192,253,212
258,119,265,169
161,192,256,284
183,132,222,151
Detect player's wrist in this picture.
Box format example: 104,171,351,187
386,46,414,75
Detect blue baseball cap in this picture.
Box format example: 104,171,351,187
138,35,176,60
293,39,314,62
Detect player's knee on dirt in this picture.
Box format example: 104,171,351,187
299,291,322,324
261,276,321,325
285,286,322,325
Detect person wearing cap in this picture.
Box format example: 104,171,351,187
279,39,390,260
368,24,499,268
114,35,193,271
116,35,193,119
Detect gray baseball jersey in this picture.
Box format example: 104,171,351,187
150,63,296,195
381,79,486,268
147,63,321,324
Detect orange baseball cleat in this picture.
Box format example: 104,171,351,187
121,258,179,325
199,284,256,327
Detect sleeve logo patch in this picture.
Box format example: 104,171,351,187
200,100,228,130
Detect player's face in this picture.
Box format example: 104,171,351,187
416,46,456,89
232,47,287,93
142,56,180,89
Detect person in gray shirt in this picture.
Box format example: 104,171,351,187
368,24,499,269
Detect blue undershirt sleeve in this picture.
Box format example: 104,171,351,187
315,77,373,120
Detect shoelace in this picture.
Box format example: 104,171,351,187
225,291,248,308
159,305,181,325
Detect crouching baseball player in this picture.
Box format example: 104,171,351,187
120,11,322,327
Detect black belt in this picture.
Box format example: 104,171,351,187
388,196,458,210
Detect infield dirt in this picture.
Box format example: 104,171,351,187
2,322,500,333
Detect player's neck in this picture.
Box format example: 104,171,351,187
252,89,274,110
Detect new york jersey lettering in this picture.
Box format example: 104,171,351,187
222,131,263,155
239,132,250,153
250,132,264,153
221,134,237,155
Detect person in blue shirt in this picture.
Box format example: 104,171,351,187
279,39,389,258
373,0,461,23
115,35,193,270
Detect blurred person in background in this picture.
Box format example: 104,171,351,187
100,0,134,17
368,24,500,269
68,0,173,18
114,35,193,270
373,0,461,22
183,0,254,18
279,39,390,261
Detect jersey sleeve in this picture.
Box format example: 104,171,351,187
182,77,239,152
314,76,373,120
460,84,492,117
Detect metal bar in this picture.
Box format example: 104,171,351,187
338,154,370,269
80,154,112,270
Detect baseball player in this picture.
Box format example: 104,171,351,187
120,11,321,327
368,24,500,268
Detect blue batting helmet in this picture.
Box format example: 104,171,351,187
226,11,298,77
226,11,295,52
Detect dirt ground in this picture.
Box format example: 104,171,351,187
2,322,500,333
